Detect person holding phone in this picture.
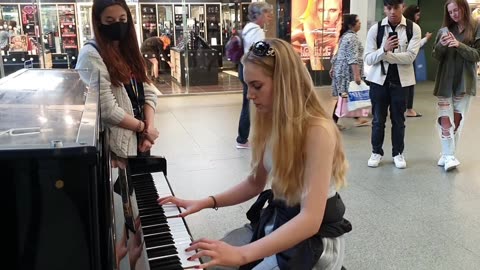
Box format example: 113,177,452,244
432,0,480,171
403,5,433,118
364,0,422,169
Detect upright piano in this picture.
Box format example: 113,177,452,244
1,69,201,270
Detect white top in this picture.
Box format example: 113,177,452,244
364,16,422,87
242,22,265,54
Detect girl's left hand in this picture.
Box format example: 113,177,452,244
186,238,247,268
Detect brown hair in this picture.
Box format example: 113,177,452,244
443,0,476,44
92,0,149,86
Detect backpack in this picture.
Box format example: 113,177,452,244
376,19,413,75
225,34,243,63
225,27,256,63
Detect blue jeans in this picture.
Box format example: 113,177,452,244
236,62,250,144
370,82,408,157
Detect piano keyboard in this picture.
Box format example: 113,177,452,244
131,171,202,270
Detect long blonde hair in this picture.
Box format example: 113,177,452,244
242,38,348,206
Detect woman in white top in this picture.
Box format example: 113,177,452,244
159,38,351,270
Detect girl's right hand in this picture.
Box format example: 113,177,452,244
157,196,209,217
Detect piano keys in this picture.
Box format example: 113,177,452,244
2,68,200,270
130,171,201,269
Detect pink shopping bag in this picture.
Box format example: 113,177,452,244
335,96,370,118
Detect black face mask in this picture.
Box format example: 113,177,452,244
99,22,129,41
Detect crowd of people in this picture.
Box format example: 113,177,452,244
73,0,477,269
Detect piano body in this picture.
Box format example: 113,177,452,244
1,69,200,270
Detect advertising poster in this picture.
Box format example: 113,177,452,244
291,0,343,71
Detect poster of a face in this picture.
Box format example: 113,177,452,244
291,0,343,71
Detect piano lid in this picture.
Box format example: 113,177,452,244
0,68,99,153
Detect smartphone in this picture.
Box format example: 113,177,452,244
388,32,398,49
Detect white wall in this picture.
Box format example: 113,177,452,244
350,0,377,45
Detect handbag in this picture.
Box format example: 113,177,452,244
335,96,370,118
347,81,371,112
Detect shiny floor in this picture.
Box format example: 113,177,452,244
150,81,480,269
153,69,242,95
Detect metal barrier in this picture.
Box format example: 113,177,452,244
24,59,33,69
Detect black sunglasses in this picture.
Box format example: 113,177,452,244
250,41,276,57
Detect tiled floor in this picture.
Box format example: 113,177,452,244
150,81,480,269
153,70,242,95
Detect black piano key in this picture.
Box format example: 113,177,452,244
142,224,171,235
149,255,182,270
146,245,178,258
131,173,154,181
139,206,165,216
141,215,168,226
144,234,174,248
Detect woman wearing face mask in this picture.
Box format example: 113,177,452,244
76,1,159,268
76,0,159,162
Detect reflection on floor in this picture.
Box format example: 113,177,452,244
153,70,242,95
151,81,480,269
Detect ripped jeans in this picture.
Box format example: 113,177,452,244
437,95,471,156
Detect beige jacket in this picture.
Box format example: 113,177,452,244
76,41,158,158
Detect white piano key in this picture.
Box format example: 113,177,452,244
138,172,202,269
152,172,181,216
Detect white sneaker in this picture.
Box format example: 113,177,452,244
368,153,383,167
393,154,407,169
444,155,460,171
236,141,250,149
437,155,446,167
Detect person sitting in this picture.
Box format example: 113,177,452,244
159,38,351,270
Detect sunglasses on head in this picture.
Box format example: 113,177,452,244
250,41,276,57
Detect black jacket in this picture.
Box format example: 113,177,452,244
239,189,352,270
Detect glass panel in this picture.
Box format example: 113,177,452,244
39,4,59,53
206,4,221,46
128,4,141,44
78,4,93,46
0,5,21,35
190,5,205,39
157,5,174,44
140,4,157,41
174,5,188,46
19,4,39,40
221,4,235,42
58,4,79,55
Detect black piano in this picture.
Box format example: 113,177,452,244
1,69,201,270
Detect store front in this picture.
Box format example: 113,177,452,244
0,0,361,93
0,0,254,95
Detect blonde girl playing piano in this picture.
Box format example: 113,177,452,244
159,38,351,270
